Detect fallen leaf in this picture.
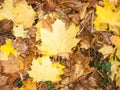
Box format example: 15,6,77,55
94,0,120,34
13,0,36,28
68,51,94,83
57,0,83,11
0,39,17,60
110,35,120,48
0,85,9,90
68,13,80,25
20,79,36,90
0,0,36,28
44,0,57,11
28,56,65,82
109,0,119,5
12,87,19,90
27,27,36,38
115,69,120,89
109,35,120,89
1,54,19,74
0,75,8,86
16,57,24,70
13,24,28,38
0,19,13,32
109,55,120,89
88,76,98,87
98,45,114,58
79,3,89,20
12,38,28,55
71,75,99,90
36,19,80,56
70,62,84,82
80,39,91,49
110,35,120,57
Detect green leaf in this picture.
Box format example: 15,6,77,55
45,81,56,90
45,81,52,85
48,86,56,90
102,62,111,72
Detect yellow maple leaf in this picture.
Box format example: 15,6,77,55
36,19,80,56
0,0,36,28
116,69,120,89
13,24,28,38
110,35,120,57
20,79,36,90
109,35,120,89
27,56,65,82
0,39,17,60
0,0,13,20
110,55,120,89
94,0,120,33
110,35,120,48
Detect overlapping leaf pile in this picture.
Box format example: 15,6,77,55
0,0,120,90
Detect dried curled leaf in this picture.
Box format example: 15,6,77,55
13,24,28,38
70,63,84,82
0,0,36,28
28,57,65,82
36,19,80,56
94,0,120,34
0,39,17,60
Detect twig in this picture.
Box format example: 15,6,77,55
19,72,23,81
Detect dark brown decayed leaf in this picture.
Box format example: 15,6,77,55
44,0,57,11
68,13,80,25
57,0,82,11
0,0,3,8
26,0,41,4
0,19,14,45
0,19,13,32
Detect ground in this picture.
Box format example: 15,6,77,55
0,0,120,90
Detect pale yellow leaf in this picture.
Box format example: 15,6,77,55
109,36,120,89
0,0,13,20
27,57,65,82
110,35,120,57
98,45,114,58
36,19,80,56
0,0,36,28
109,55,120,89
13,24,28,38
116,70,120,89
110,35,120,48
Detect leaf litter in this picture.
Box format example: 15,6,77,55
0,0,120,90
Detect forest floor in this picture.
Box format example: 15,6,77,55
0,0,120,90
